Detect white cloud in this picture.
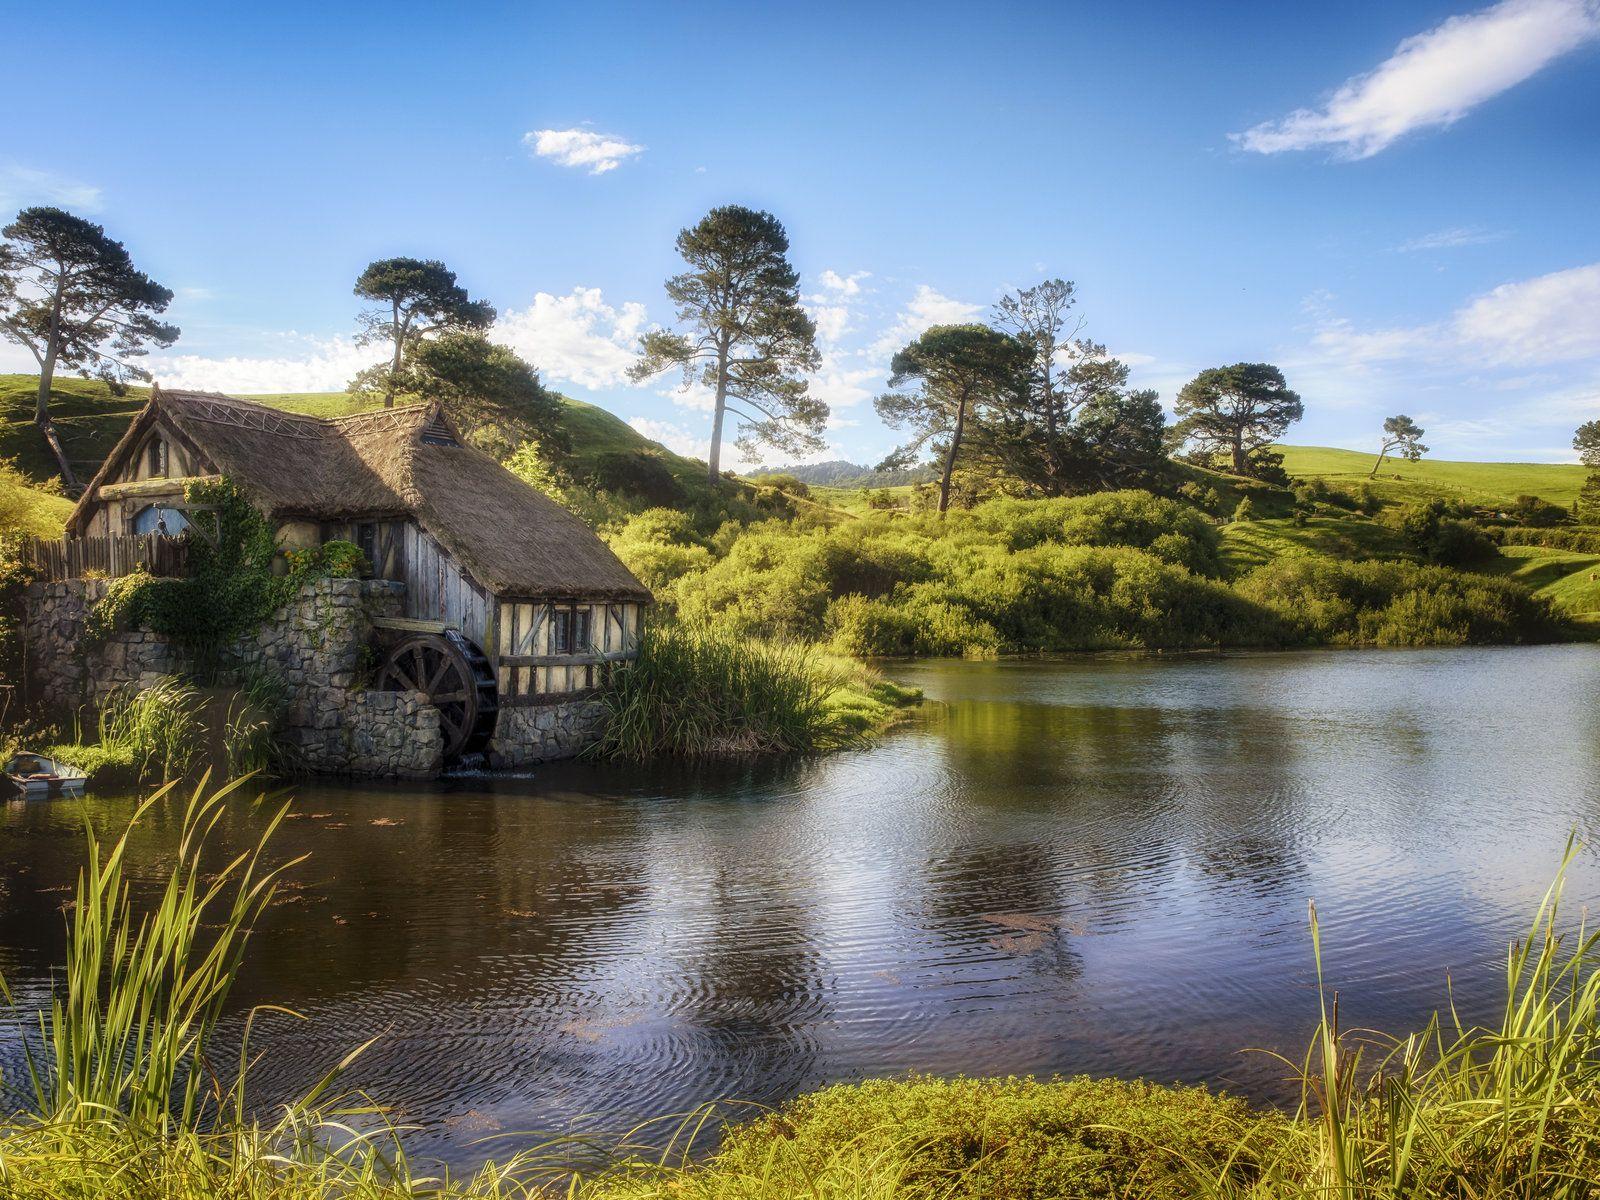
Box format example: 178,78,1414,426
145,287,648,395
0,164,103,212
658,380,717,413
1235,0,1600,159
150,334,378,394
628,417,708,461
1454,262,1600,365
871,285,982,356
493,287,646,389
809,362,881,410
807,303,852,343
523,128,644,174
1396,226,1508,252
817,269,870,296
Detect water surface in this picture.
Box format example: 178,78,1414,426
3,646,1598,1163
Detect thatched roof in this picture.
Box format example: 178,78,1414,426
68,389,650,602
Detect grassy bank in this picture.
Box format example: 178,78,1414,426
591,623,920,760
3,784,1599,1198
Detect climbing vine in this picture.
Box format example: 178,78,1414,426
86,478,367,653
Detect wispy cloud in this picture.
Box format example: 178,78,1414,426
1396,225,1508,252
0,164,103,213
523,127,644,174
1313,261,1600,369
1234,0,1600,159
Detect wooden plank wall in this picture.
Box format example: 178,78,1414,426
399,523,493,652
495,600,642,703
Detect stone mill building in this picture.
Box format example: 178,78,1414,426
23,387,652,776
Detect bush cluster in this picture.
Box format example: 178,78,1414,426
1237,558,1558,646
608,489,1560,655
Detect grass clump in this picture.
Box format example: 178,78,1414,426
689,1076,1284,1200
592,624,917,760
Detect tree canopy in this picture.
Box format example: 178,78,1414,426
0,207,178,485
352,257,495,407
1371,414,1428,476
1574,420,1600,469
386,332,567,458
629,206,822,481
1173,363,1303,477
875,323,1032,514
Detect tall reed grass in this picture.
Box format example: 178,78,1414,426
591,623,916,760
96,679,205,782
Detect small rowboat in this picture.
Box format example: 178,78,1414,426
4,752,88,800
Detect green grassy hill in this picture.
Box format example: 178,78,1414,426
1278,445,1587,510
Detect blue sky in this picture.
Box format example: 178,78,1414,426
4,0,1598,464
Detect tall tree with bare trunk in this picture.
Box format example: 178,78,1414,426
630,206,823,481
0,207,178,488
875,324,1031,514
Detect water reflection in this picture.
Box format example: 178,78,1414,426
2,645,1598,1165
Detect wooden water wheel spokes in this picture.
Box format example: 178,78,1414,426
375,631,498,761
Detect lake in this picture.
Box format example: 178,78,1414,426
3,645,1599,1166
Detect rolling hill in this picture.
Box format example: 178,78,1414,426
1277,445,1588,510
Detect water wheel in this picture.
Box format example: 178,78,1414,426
375,630,498,761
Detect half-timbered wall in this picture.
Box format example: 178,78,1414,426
495,599,643,704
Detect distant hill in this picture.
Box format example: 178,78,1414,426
750,459,938,488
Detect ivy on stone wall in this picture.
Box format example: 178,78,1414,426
86,478,367,654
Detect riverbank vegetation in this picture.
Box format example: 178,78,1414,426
591,624,919,760
3,785,1599,1199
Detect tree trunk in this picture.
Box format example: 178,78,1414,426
35,280,63,426
1231,432,1247,475
35,280,78,490
1369,445,1389,478
707,338,730,483
938,394,968,516
384,300,402,408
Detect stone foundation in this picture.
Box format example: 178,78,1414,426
488,699,609,767
22,577,444,779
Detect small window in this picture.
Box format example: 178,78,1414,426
132,504,189,536
146,438,165,477
355,523,378,574
552,607,592,655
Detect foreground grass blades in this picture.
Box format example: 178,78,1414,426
3,782,1600,1198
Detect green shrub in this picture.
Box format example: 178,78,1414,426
1506,492,1569,527
1491,525,1600,554
709,1075,1286,1200
1238,558,1558,646
588,450,684,506
1233,496,1256,522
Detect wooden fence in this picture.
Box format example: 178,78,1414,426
21,535,189,582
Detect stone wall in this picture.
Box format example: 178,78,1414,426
22,577,443,779
488,698,609,768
